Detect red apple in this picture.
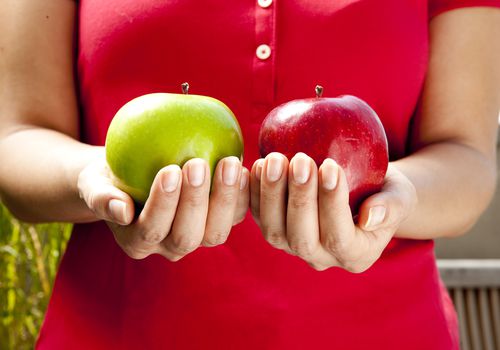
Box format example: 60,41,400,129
259,86,388,214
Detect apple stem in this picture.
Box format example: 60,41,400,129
181,82,190,95
315,85,324,98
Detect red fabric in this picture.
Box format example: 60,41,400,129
429,0,500,18
36,1,499,349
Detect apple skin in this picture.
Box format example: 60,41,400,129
106,92,244,204
259,94,388,214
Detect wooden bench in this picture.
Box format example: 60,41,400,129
438,259,500,350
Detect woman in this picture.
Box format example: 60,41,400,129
1,0,499,349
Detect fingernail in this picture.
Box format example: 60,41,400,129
240,169,249,190
222,157,239,186
292,154,311,184
108,199,127,224
255,160,263,181
366,206,386,229
321,158,338,190
266,155,283,182
162,166,180,192
188,159,206,187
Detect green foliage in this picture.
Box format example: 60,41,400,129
0,204,71,349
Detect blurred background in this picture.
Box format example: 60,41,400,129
0,206,71,349
0,129,499,349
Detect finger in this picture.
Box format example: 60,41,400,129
134,165,182,244
233,167,250,225
202,157,242,246
260,153,290,250
358,165,417,232
250,159,264,225
108,165,182,260
78,161,134,225
318,159,358,263
287,153,333,264
161,158,210,260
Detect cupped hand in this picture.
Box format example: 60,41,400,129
77,155,249,261
250,152,417,272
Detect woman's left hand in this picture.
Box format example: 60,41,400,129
250,152,417,272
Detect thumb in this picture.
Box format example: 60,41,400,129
77,160,135,225
358,166,417,232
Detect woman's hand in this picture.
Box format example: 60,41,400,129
250,152,417,272
77,155,249,261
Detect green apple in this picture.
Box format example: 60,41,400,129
105,83,244,203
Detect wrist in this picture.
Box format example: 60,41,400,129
61,144,105,222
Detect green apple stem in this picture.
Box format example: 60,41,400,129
181,82,190,95
315,85,324,98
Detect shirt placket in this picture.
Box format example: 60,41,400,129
251,0,276,122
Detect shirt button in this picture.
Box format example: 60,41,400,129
256,44,271,60
258,0,273,8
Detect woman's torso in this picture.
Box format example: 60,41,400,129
37,1,458,349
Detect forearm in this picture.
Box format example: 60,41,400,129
394,141,497,239
0,127,102,223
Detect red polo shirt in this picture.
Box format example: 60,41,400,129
37,1,500,349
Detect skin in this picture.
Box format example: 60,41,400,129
250,8,500,272
0,2,499,269
0,0,249,261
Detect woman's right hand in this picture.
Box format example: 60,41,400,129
77,155,249,261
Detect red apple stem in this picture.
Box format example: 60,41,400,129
315,85,324,98
181,82,189,95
